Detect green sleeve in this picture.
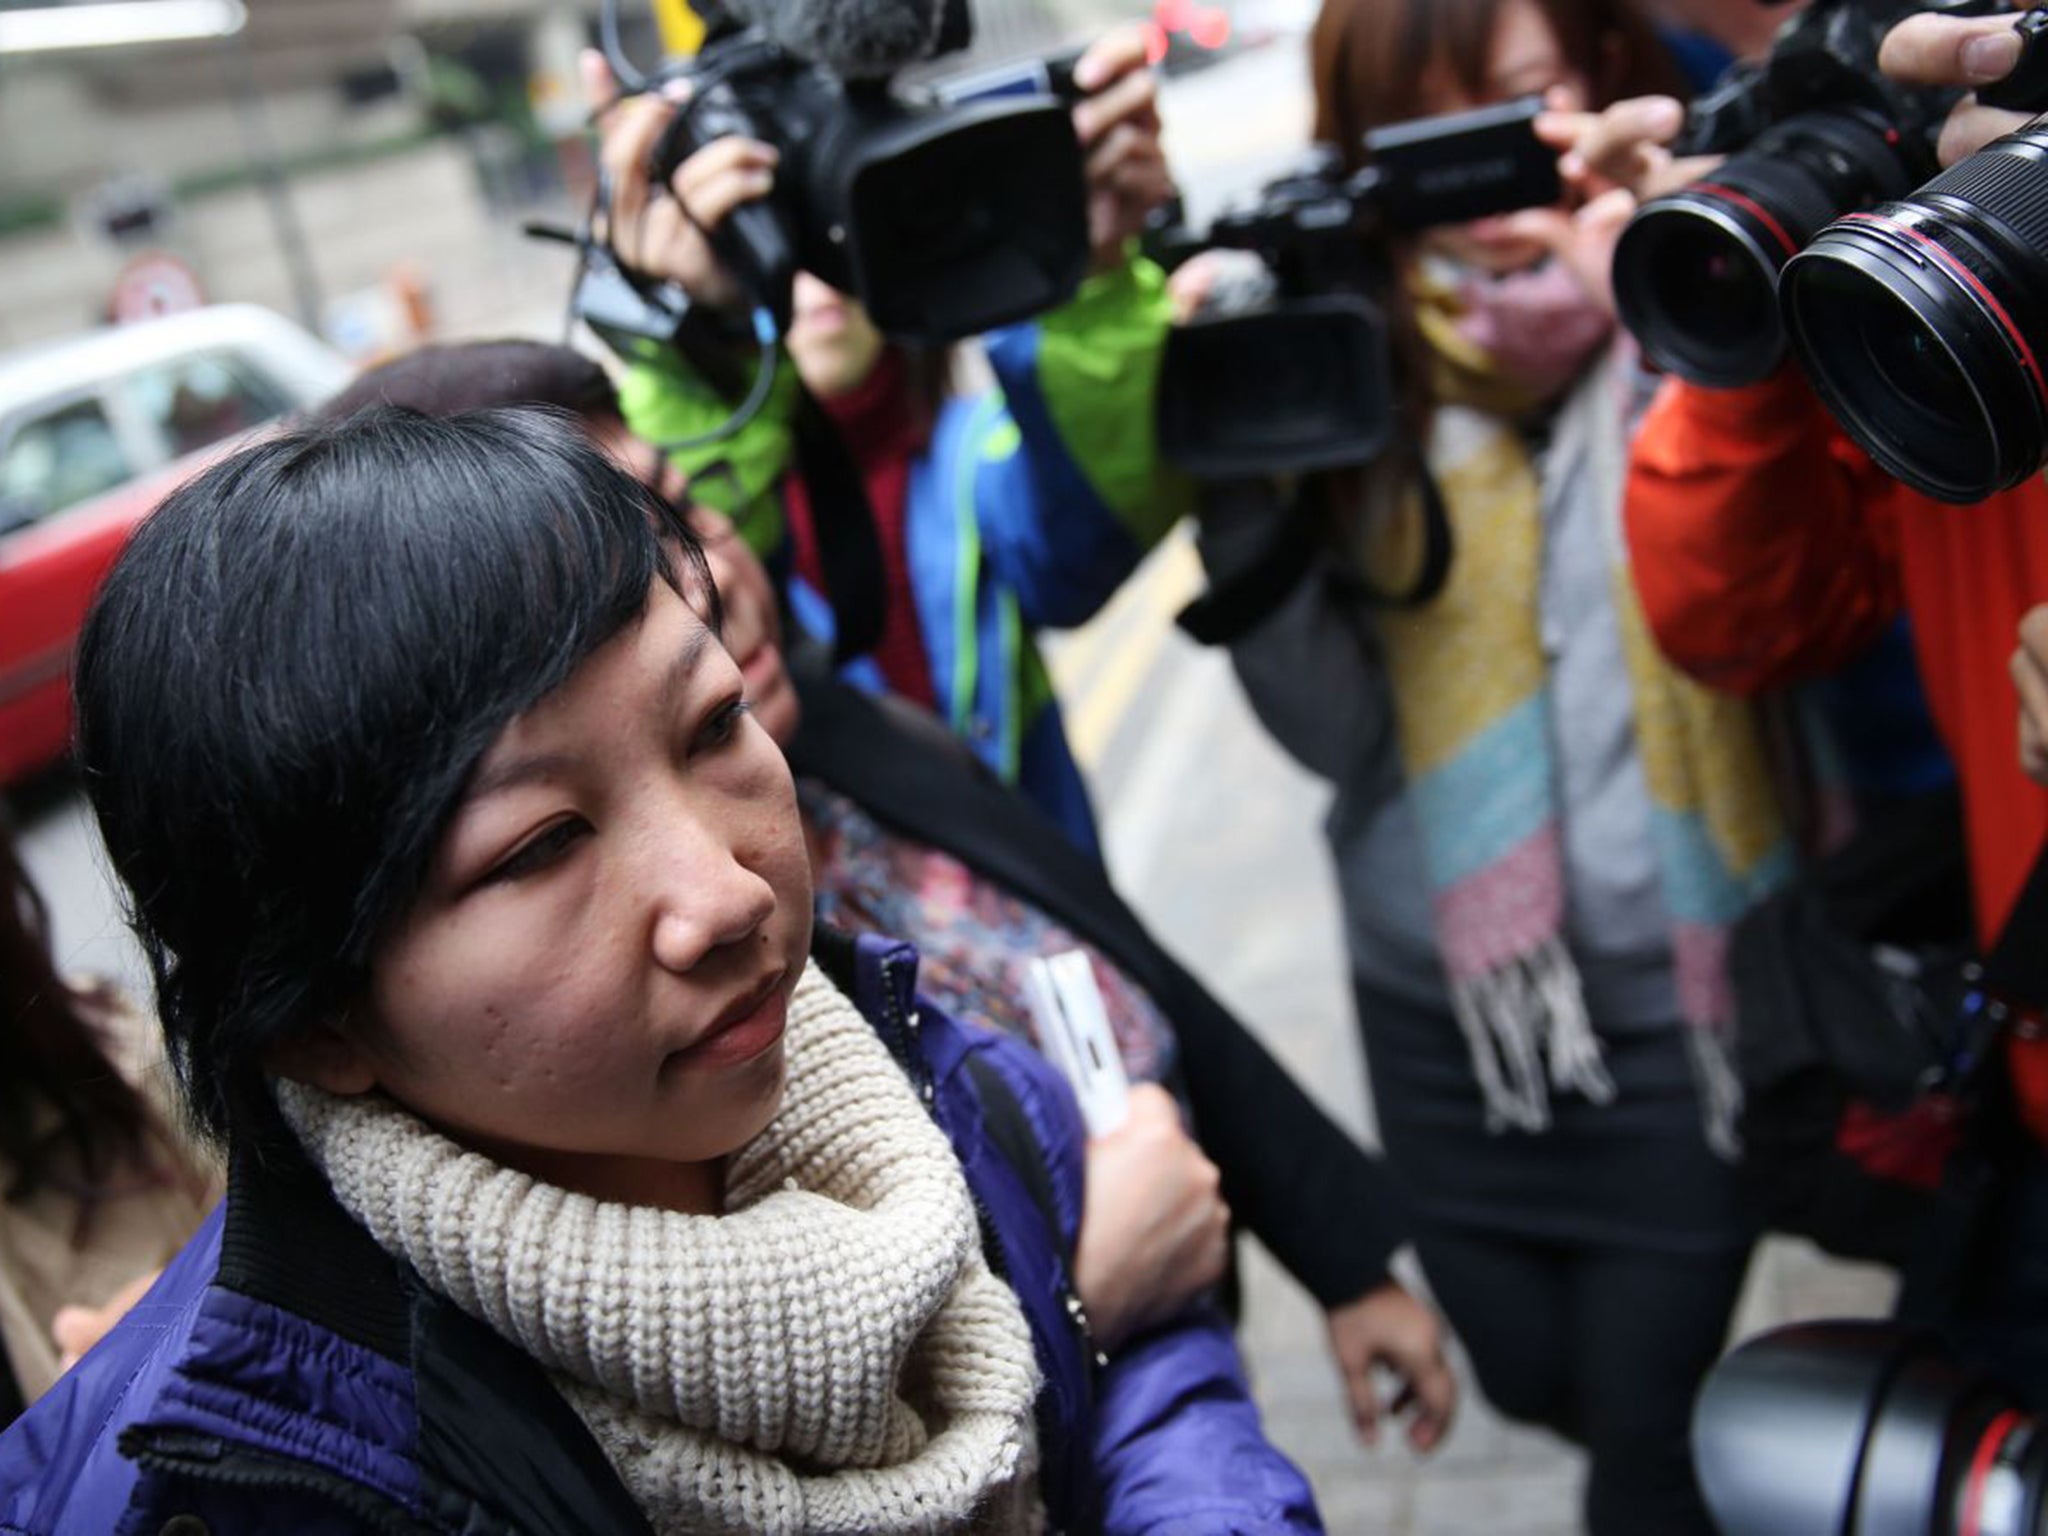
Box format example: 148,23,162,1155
1027,253,1193,547
617,350,801,558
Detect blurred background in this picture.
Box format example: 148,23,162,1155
0,0,1312,354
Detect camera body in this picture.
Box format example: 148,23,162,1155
1158,95,1561,479
1612,0,1965,388
647,11,1089,347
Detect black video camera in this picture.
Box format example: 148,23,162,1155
629,0,1088,349
1155,96,1562,480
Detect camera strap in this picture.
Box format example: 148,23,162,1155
1176,455,1454,648
1343,455,1456,610
790,381,888,665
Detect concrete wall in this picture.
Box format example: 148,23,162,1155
0,137,574,352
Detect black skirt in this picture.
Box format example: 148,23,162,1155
1357,979,1755,1255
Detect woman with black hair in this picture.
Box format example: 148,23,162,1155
0,821,212,1427
0,406,1320,1534
321,337,1457,1448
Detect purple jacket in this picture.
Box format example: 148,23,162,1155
0,932,1320,1535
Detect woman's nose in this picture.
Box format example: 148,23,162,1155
643,826,778,974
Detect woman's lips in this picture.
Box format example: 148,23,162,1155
672,971,789,1071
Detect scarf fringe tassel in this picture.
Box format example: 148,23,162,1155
1449,935,1617,1134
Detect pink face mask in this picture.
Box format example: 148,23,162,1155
1445,255,1615,405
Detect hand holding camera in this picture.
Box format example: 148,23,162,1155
1882,5,2048,165
581,49,773,313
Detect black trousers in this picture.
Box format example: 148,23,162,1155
1413,1224,1753,1536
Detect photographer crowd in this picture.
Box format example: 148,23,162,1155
5,0,2048,1532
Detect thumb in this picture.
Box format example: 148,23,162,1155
50,1304,97,1364
1880,11,2025,87
1579,185,1639,239
580,46,621,116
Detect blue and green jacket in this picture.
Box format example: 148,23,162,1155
620,257,1191,856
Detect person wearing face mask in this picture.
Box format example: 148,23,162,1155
317,338,1459,1455
584,25,1185,857
1179,0,1793,1530
0,408,1325,1534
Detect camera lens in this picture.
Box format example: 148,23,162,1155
1781,127,2048,505
1613,110,1919,388
1695,1323,2048,1536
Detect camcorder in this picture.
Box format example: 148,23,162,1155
1154,95,1561,479
578,0,1090,362
1610,0,2048,503
1695,1322,2048,1536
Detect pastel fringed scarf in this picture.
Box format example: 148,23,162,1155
1351,260,1792,1154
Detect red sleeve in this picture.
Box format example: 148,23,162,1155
1624,366,1906,695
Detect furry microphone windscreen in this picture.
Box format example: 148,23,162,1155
714,0,948,79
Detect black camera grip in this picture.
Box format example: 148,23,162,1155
649,80,798,328
1977,9,2048,112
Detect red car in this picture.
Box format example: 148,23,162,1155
0,305,348,786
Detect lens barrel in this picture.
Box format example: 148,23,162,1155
1613,110,1918,388
1694,1322,2048,1536
1781,126,2048,505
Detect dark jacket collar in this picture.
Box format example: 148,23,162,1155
219,1126,654,1536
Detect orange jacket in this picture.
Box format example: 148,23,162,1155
1626,367,2048,942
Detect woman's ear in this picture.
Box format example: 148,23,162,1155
268,1023,379,1097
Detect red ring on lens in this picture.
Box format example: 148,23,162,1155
1838,212,2048,415
1691,183,1802,261
1960,1408,2027,1536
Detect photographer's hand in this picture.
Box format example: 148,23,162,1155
2012,605,2048,785
1535,91,1712,203
580,48,779,309
1880,9,2033,166
1071,25,1177,274
1324,1280,1458,1453
1073,1084,1231,1352
1491,189,1639,319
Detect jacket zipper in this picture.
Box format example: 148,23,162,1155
873,941,1100,1531
121,1426,438,1535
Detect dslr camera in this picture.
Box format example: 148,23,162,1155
1611,0,2048,503
1156,95,1561,479
583,0,1089,355
1695,1322,2047,1536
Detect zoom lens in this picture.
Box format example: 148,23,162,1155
1695,1323,2048,1536
1782,126,2048,505
1613,110,1921,387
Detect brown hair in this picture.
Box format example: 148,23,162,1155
0,821,161,1216
1310,0,1685,172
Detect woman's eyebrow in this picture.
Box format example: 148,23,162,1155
465,628,717,804
663,624,718,700
465,750,582,803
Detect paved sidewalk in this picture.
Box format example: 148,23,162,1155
1059,536,1898,1535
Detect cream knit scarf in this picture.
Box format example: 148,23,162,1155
276,961,1044,1535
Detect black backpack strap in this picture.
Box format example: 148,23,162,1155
0,1346,23,1432
963,1051,1069,1265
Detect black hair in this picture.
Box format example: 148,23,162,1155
73,405,714,1146
319,340,622,426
